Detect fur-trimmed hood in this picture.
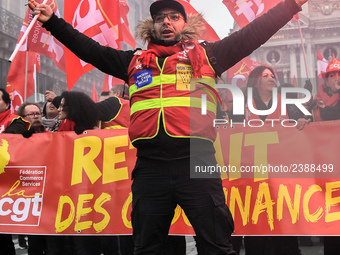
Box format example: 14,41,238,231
136,13,206,44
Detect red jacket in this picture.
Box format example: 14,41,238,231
0,109,30,134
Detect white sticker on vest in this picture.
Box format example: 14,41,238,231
134,68,152,89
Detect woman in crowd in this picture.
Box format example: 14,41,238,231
57,91,101,255
230,65,303,255
57,91,99,134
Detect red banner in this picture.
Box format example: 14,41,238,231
1,122,340,235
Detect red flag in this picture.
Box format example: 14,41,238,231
6,10,41,113
91,83,98,102
65,0,134,90
101,74,125,92
292,75,298,87
226,57,270,88
118,0,137,48
26,0,66,72
222,0,297,29
157,0,220,42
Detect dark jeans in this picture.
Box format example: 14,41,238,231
324,236,340,255
0,234,15,255
131,156,236,255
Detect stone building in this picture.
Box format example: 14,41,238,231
239,0,340,92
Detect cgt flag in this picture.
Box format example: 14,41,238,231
64,0,135,90
26,0,66,72
222,0,298,29
6,9,41,113
225,57,270,88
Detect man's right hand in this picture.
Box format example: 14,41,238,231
27,0,53,23
45,90,56,102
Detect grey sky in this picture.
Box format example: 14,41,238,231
191,0,235,39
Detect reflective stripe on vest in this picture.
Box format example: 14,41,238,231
130,97,216,115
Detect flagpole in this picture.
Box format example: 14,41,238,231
24,51,28,101
8,0,48,62
34,64,37,102
297,19,309,79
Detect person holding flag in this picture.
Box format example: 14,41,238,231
313,56,340,122
29,0,308,254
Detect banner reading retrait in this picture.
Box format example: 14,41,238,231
0,123,340,235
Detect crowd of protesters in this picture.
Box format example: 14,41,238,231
5,0,340,254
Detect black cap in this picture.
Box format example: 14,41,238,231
150,0,187,22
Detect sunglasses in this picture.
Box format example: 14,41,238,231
153,12,182,23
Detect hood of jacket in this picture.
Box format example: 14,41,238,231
136,13,206,44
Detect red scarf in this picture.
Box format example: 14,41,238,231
138,41,204,78
316,83,340,108
0,109,11,124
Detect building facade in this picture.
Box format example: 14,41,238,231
240,0,340,92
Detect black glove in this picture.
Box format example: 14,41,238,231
22,129,35,138
304,79,313,94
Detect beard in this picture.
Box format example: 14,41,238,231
31,119,42,127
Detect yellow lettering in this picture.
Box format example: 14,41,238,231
252,182,275,230
102,135,129,184
93,193,111,233
229,133,243,180
122,192,132,228
55,196,75,233
72,137,102,185
2,180,39,198
75,194,93,232
325,181,340,223
303,184,323,223
244,132,279,181
230,186,252,226
277,184,301,224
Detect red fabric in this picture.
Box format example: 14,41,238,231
64,0,134,90
6,51,40,113
155,0,220,41
174,0,220,41
119,0,136,48
101,98,130,129
27,0,66,72
223,0,297,29
138,41,204,78
6,8,41,112
316,84,340,109
226,57,270,88
128,45,217,142
101,75,125,92
91,83,98,102
0,110,29,133
58,119,76,132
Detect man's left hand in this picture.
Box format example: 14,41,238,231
295,0,308,7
